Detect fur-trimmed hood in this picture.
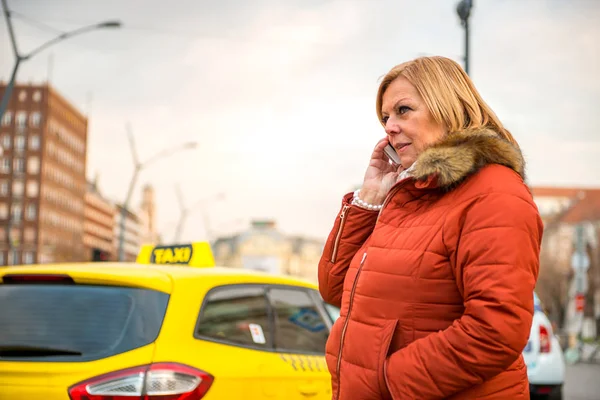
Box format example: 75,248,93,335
411,128,525,190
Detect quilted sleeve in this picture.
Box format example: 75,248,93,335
318,192,379,307
384,191,543,399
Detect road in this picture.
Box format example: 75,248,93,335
564,363,600,400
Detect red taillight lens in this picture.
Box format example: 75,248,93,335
68,363,214,400
536,386,554,394
539,325,551,353
2,274,75,284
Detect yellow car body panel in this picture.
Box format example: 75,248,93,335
0,345,156,400
0,263,174,292
0,263,333,400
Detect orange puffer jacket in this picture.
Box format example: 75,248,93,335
319,129,543,400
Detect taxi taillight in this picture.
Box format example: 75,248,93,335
68,362,214,400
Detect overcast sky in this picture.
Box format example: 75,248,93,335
1,0,599,242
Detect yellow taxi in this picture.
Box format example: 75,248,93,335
0,243,339,400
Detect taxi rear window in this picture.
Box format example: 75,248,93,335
0,283,169,362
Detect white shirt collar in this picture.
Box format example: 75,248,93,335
397,162,417,182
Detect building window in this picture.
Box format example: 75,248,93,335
0,181,8,196
1,111,11,126
0,203,7,219
27,157,40,174
11,203,22,221
26,181,38,197
16,111,27,127
0,251,4,265
24,227,36,242
12,180,24,197
23,251,35,264
1,158,10,174
30,112,41,128
15,135,26,151
32,90,41,102
29,135,41,150
13,158,25,174
18,90,27,102
26,203,36,220
1,134,11,149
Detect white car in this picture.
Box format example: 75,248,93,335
523,292,565,400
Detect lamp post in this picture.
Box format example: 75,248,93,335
173,185,225,243
1,0,120,264
118,124,197,261
0,0,121,121
456,0,473,75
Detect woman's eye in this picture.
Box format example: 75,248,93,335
381,116,389,124
398,106,411,115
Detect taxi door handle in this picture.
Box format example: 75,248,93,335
298,383,319,397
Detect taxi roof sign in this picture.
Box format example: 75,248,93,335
136,242,215,268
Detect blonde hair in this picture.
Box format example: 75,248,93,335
376,56,518,147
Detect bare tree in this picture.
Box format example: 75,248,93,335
587,226,600,338
536,249,570,330
535,208,576,331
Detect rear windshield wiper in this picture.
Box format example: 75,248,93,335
0,344,83,357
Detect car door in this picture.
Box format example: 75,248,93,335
265,286,333,400
192,284,289,400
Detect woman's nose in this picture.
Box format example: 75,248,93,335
385,120,400,136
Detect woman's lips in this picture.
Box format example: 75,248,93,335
396,143,411,153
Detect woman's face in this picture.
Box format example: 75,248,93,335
380,77,446,169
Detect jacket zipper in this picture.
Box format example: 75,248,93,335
334,252,367,400
330,204,350,263
332,182,407,398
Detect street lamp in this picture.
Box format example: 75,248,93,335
173,186,225,243
456,0,473,75
118,124,197,261
0,0,122,120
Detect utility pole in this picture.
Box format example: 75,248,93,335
0,0,121,122
565,223,590,354
117,124,197,261
173,184,187,243
173,186,225,244
456,0,473,75
0,0,120,264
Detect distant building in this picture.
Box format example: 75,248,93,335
84,178,116,261
212,220,324,282
287,235,326,282
84,182,160,262
532,187,600,266
531,186,600,338
113,205,142,262
0,83,87,264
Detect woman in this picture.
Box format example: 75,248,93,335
318,56,543,400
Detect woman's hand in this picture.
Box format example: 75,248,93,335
359,138,403,205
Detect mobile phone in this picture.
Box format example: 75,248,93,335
384,143,401,165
